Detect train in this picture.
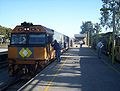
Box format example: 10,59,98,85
8,22,72,76
91,32,120,62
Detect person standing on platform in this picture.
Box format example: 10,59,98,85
80,40,83,48
96,40,104,59
53,40,61,62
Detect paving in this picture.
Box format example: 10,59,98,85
0,48,8,56
0,49,7,52
18,45,120,91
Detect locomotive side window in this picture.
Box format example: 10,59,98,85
47,35,53,43
11,34,26,44
29,34,46,44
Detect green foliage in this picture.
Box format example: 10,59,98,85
80,21,95,46
0,25,12,39
80,21,94,34
100,0,120,29
94,23,102,33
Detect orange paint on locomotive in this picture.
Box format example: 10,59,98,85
34,47,47,60
8,22,56,76
8,47,18,59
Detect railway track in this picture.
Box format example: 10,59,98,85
1,78,29,91
0,78,21,91
0,61,8,69
0,59,55,91
1,69,46,90
0,53,8,69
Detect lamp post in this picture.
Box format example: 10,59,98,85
110,0,120,64
87,31,89,46
112,7,116,63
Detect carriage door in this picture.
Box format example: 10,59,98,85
46,34,53,59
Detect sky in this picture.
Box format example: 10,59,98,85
0,0,103,37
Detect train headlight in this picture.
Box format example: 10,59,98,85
27,28,29,30
24,28,29,31
24,28,27,31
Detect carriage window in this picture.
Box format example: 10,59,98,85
29,34,46,44
11,34,26,44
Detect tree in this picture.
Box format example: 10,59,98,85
94,23,102,34
80,21,94,46
100,0,120,63
0,25,12,40
100,0,120,30
80,21,94,34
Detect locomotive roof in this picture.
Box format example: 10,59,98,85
12,24,54,35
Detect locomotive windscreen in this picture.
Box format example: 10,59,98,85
11,34,27,44
11,33,46,45
29,34,46,44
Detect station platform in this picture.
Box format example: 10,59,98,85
0,49,8,53
18,45,120,91
0,49,8,56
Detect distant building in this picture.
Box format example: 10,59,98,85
74,34,87,44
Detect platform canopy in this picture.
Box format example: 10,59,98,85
74,34,86,40
74,34,86,38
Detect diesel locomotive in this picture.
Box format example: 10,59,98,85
8,22,70,76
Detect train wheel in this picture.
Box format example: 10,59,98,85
35,62,42,74
22,65,29,74
8,64,14,76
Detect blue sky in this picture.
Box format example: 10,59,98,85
0,0,103,37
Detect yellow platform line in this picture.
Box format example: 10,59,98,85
43,61,66,91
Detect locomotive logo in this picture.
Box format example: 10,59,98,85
19,48,32,58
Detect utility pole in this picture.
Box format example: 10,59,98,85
112,7,116,63
87,31,89,46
